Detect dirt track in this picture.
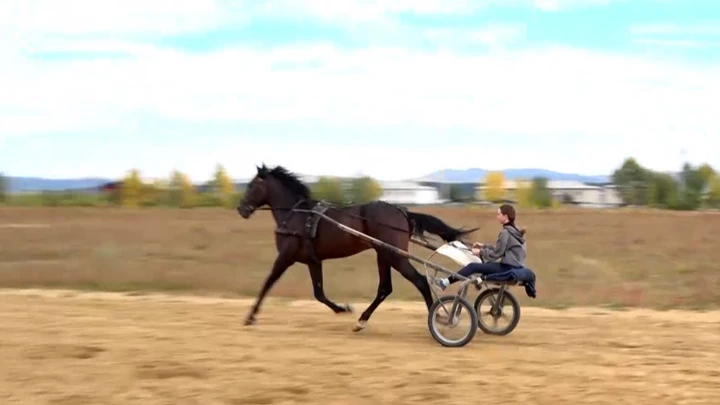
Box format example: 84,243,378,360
2,290,719,404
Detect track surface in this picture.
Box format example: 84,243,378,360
2,289,719,404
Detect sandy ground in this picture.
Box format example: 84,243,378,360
1,289,719,405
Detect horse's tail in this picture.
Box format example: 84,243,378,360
406,211,478,243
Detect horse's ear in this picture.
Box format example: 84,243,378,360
256,164,268,178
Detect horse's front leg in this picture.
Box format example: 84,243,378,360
244,253,295,326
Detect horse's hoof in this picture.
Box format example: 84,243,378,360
244,316,256,326
344,303,354,313
352,320,367,332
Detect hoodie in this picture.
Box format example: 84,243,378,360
481,224,526,268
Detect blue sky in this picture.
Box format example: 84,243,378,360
1,0,719,181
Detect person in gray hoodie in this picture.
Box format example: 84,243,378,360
434,203,527,290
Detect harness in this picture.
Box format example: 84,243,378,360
270,200,411,264
273,200,331,263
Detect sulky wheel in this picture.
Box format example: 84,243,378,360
427,295,478,348
473,287,521,336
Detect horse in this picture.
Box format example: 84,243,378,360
237,164,477,331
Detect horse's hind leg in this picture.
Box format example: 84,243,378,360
353,251,393,332
308,261,353,314
393,257,433,311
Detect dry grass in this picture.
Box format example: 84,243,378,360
1,289,719,404
1,206,719,308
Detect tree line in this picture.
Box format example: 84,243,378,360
0,165,384,208
472,158,720,210
609,159,719,210
1,159,718,210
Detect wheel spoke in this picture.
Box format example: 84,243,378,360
475,288,520,336
429,296,478,347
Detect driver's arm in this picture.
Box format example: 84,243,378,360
481,230,509,261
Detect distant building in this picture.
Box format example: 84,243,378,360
475,179,623,208
378,181,443,205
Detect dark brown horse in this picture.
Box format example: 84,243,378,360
237,165,477,331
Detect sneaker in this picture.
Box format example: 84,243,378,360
432,277,449,291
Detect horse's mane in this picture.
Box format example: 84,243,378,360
261,165,311,199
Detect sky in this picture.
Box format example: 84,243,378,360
1,0,719,181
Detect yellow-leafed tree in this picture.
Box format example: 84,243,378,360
482,171,506,203
312,176,345,204
168,170,197,208
707,174,720,208
697,163,716,186
348,176,383,203
120,169,144,207
515,179,533,208
211,164,235,207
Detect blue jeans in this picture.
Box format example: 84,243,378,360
448,262,517,283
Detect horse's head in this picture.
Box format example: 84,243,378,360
237,164,312,219
237,165,271,219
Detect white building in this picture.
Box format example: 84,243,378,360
379,181,443,205
545,180,623,207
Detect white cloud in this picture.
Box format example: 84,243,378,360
630,23,720,37
630,22,720,48
0,0,717,180
530,0,618,12
2,40,719,179
425,24,527,48
0,0,234,36
632,38,713,48
0,0,618,41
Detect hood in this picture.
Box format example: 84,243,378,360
504,225,525,244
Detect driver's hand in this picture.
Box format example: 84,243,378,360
471,247,481,256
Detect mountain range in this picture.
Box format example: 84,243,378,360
2,168,610,193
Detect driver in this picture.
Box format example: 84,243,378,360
433,203,526,290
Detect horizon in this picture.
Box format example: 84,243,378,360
1,1,718,181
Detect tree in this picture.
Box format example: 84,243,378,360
312,176,345,204
168,170,197,208
646,172,679,209
347,176,383,204
675,163,704,210
482,171,506,203
697,163,716,187
515,179,533,208
611,157,650,206
529,176,552,208
210,164,235,208
0,173,7,203
120,169,144,207
707,176,720,208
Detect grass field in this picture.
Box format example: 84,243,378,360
1,206,719,309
